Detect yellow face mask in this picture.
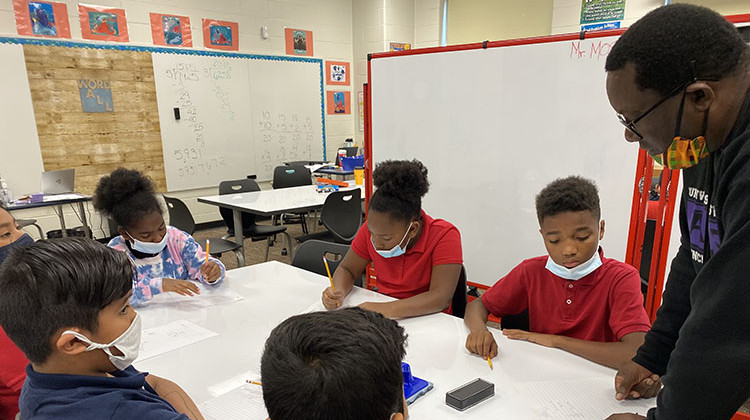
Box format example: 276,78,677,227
651,135,709,169
651,88,710,170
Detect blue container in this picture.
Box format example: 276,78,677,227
340,155,364,172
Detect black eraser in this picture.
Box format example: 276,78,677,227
445,378,494,411
173,107,180,120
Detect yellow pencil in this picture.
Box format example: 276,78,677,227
205,239,210,264
246,380,262,386
322,256,335,290
487,356,493,370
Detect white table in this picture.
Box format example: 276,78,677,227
135,261,654,419
197,183,363,261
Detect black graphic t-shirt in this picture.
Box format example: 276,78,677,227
635,90,750,419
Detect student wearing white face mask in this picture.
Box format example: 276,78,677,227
0,238,203,419
93,168,225,306
322,159,463,318
464,176,652,370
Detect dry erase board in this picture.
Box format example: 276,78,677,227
152,52,325,191
370,34,638,286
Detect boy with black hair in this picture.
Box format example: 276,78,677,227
465,176,651,370
0,238,204,420
605,4,750,419
261,307,408,420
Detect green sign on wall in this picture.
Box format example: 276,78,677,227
580,0,626,24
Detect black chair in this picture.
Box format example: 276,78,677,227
16,219,44,239
162,195,244,266
451,265,468,318
295,189,362,244
291,239,362,286
272,165,313,234
500,309,530,332
218,179,288,261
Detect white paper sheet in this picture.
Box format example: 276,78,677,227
517,377,657,419
148,281,243,308
137,320,218,362
200,383,268,420
301,287,395,314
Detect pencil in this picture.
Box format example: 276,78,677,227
487,356,493,370
322,256,334,290
205,239,210,264
246,380,262,386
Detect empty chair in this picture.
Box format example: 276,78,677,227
16,219,44,239
291,239,362,287
218,178,288,262
272,165,313,234
296,189,362,244
162,195,244,266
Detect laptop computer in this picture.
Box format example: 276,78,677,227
41,169,75,195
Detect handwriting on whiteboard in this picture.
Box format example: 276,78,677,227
165,61,231,179
569,40,614,61
255,110,319,180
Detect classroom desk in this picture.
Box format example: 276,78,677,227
135,261,655,419
7,194,92,239
197,183,363,260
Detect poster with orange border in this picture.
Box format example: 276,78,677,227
202,19,238,51
78,4,129,42
327,91,351,115
13,0,71,38
325,60,350,86
285,28,313,57
150,13,192,47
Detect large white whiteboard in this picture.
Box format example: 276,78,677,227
371,35,639,286
0,42,44,196
153,52,325,191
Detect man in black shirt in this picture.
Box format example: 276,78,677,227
604,4,750,420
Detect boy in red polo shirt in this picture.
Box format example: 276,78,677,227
322,160,463,318
465,176,651,369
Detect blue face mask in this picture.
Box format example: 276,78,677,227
0,233,34,266
372,222,414,259
545,250,602,281
127,230,168,255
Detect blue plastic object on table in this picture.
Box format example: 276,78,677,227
402,362,433,405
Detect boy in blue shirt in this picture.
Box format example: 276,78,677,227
0,238,203,420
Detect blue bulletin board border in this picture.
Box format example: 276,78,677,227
0,36,328,160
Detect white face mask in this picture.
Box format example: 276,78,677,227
127,230,168,254
62,313,142,371
545,250,602,281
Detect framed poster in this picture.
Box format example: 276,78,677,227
325,60,350,86
78,4,129,42
13,0,71,38
150,13,192,47
285,28,314,56
202,19,239,51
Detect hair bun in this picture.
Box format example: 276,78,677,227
93,167,155,216
372,159,429,202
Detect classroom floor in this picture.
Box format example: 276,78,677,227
192,220,750,415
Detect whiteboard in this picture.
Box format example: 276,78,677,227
0,42,44,196
370,35,638,286
153,52,324,191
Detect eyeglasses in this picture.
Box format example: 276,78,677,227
616,81,689,140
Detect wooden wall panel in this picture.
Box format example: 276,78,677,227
23,44,166,194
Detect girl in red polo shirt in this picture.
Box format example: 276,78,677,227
322,160,463,318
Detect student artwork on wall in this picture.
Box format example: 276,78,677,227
389,42,411,51
13,0,71,38
78,4,129,42
202,19,238,51
327,91,350,115
285,28,314,57
150,13,192,47
325,61,350,86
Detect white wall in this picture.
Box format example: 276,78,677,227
0,0,356,238
552,0,750,35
